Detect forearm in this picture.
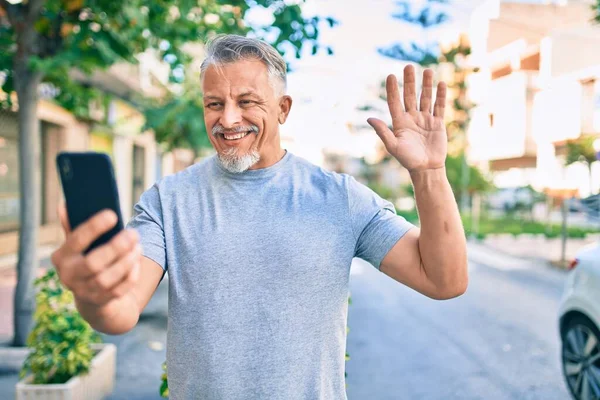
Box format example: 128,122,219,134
411,167,468,297
75,292,140,335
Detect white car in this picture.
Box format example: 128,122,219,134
559,242,600,400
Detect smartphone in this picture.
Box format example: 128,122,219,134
56,152,124,253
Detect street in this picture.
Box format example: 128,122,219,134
0,244,573,399
346,246,571,399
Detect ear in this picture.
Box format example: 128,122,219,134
278,95,293,124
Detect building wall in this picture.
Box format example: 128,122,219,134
475,73,528,161
466,1,600,195
487,2,593,52
548,28,600,78
0,101,89,256
0,96,171,255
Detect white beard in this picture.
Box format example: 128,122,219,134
217,147,261,173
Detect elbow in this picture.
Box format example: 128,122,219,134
86,311,140,336
428,263,469,301
91,319,138,336
430,281,468,300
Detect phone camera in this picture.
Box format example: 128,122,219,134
61,158,73,180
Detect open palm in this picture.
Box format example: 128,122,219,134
368,65,448,172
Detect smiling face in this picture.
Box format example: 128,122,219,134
202,59,292,172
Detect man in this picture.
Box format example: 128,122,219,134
51,35,467,399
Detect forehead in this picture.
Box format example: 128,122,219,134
202,59,271,96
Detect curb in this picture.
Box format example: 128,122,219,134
0,345,30,374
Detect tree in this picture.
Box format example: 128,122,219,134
565,135,598,195
0,0,333,346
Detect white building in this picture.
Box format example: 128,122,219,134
467,0,600,197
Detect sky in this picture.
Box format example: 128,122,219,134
276,0,484,164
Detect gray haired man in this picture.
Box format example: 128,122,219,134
51,34,468,399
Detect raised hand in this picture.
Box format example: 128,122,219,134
367,65,448,172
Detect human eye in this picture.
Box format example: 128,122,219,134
206,102,223,110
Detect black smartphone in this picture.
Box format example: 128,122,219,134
56,152,124,253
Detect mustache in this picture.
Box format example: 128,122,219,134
212,124,259,137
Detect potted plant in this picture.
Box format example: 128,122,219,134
16,268,116,400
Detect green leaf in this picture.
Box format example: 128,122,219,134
20,268,101,384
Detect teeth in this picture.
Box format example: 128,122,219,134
223,132,248,140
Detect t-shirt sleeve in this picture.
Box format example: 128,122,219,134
347,175,415,269
126,184,167,272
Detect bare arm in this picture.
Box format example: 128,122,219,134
52,205,165,335
74,257,164,335
368,65,468,300
380,168,467,300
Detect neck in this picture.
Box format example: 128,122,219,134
249,147,286,170
249,134,286,170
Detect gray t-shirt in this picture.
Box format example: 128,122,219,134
128,151,413,400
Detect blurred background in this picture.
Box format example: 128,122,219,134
1,0,600,399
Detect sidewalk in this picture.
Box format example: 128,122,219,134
480,234,599,265
466,240,545,270
0,245,56,272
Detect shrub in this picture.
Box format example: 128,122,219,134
20,269,101,384
160,361,169,398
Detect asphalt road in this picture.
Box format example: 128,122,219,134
345,252,571,400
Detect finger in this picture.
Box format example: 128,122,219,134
51,250,81,288
433,81,447,118
109,260,140,299
66,209,118,254
87,244,141,295
403,65,417,112
367,118,395,149
385,74,404,124
420,69,434,113
84,229,139,277
58,203,71,234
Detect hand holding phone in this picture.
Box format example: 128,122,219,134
52,152,141,307
52,205,142,307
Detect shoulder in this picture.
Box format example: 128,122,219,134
288,153,349,189
156,155,216,193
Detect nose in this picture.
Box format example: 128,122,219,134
219,102,243,129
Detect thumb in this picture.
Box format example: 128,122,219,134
367,118,395,149
58,202,72,235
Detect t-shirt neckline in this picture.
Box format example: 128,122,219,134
214,150,291,181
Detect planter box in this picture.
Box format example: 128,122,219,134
16,343,116,400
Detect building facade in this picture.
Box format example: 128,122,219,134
0,57,197,257
467,0,600,197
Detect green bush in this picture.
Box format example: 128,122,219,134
160,361,169,398
20,269,101,384
463,215,600,238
